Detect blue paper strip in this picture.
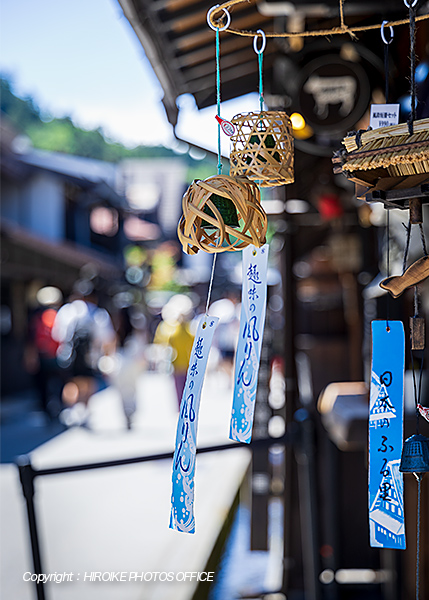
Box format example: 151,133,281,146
170,314,219,534
230,244,269,444
369,320,405,549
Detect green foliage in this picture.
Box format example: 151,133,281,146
1,78,41,129
0,75,203,163
24,117,144,161
185,159,216,183
185,156,229,185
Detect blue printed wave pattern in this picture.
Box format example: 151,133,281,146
170,315,219,534
230,244,269,444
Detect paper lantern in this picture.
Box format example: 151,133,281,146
230,111,294,187
177,174,267,255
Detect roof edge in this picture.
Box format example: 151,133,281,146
117,0,181,127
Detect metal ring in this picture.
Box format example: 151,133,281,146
206,5,231,31
253,29,266,54
403,0,418,7
381,20,394,45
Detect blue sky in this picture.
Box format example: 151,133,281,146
0,0,257,153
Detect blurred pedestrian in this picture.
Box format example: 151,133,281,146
210,297,240,377
52,283,116,427
24,286,64,420
153,295,194,409
109,307,147,429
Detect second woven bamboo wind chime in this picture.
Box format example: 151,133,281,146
171,5,294,533
334,1,429,597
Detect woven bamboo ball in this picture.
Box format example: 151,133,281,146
177,175,267,255
230,111,294,187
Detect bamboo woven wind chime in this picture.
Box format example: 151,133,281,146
229,30,294,187
230,111,294,187
177,8,268,256
177,174,267,255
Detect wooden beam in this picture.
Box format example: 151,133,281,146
185,59,270,93
175,35,252,67
161,1,251,33
181,47,275,81
176,13,272,52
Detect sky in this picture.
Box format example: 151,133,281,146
0,0,257,154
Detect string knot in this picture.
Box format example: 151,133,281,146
207,5,231,31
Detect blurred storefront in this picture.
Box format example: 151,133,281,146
0,118,125,393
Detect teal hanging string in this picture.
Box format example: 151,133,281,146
205,3,232,312
253,29,266,113
216,28,222,175
207,4,229,173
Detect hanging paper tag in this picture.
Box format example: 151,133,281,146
170,314,219,534
369,104,400,130
369,320,405,549
215,115,236,136
417,403,429,423
230,244,269,444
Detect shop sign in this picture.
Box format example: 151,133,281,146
297,56,371,134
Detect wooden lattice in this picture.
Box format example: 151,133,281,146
177,175,267,255
230,111,294,187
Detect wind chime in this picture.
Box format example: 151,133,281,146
177,9,268,257
171,5,294,533
335,2,428,596
229,30,294,187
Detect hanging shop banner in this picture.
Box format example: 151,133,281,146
170,314,219,534
369,320,406,550
230,244,269,444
